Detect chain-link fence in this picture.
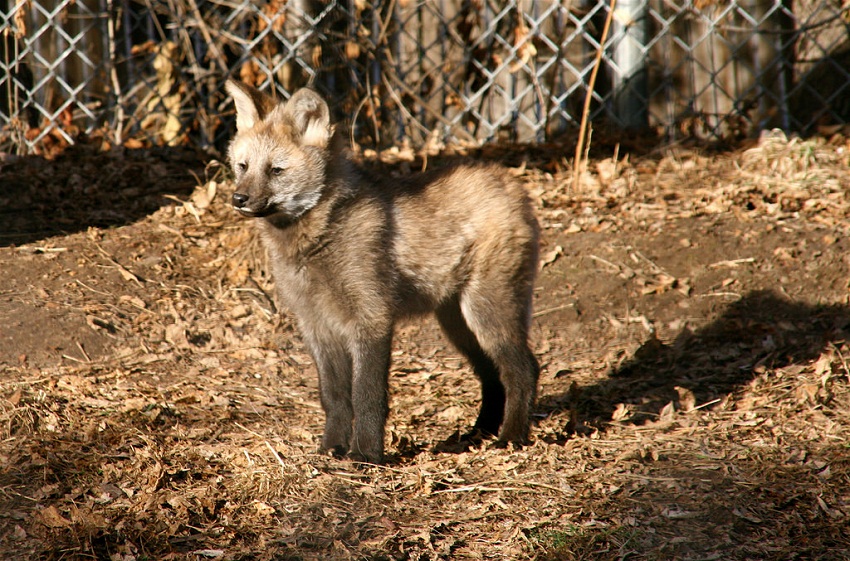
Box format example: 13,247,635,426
2,0,849,155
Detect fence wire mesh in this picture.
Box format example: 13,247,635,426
1,0,849,155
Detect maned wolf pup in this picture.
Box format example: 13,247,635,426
226,80,540,463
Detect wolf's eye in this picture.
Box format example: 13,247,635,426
236,162,248,173
270,166,285,176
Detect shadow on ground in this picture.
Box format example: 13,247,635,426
535,289,850,559
0,145,208,246
540,288,850,428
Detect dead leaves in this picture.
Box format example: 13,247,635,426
95,243,145,286
539,244,563,270
140,41,184,146
4,139,850,561
548,132,850,237
35,506,72,529
675,386,697,413
590,248,692,297
509,16,537,73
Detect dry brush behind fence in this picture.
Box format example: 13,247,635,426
1,0,850,156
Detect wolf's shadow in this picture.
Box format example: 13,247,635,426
538,289,850,432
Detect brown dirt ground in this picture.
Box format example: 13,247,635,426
1,131,850,560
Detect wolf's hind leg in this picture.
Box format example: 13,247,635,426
458,288,539,444
435,297,505,436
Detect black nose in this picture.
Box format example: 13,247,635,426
232,193,249,207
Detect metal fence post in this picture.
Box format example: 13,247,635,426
611,0,648,129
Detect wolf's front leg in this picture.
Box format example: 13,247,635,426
303,329,354,457
348,334,392,463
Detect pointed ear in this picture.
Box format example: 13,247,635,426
226,80,275,132
284,88,332,148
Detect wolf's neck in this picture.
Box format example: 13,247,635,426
259,191,330,255
259,174,354,263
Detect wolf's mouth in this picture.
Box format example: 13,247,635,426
231,191,278,218
232,193,279,218
233,204,277,218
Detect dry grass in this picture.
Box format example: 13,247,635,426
1,131,850,560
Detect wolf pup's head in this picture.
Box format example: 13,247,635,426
226,81,334,220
